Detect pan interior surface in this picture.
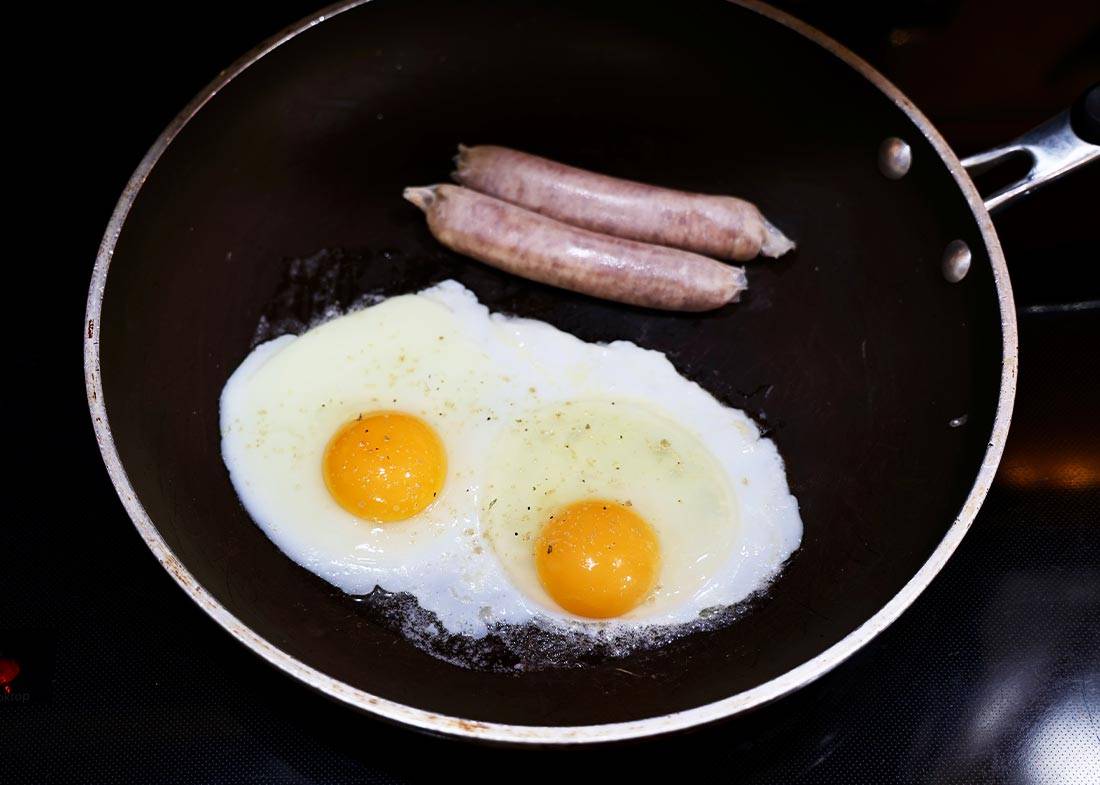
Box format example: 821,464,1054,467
92,0,1007,730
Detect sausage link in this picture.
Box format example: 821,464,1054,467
453,144,794,261
404,184,746,312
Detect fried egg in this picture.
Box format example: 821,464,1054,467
220,280,802,642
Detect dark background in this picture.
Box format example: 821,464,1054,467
5,0,1099,782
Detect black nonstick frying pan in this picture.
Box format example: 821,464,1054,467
84,0,1099,743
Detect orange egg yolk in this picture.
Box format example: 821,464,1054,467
323,412,446,522
535,500,660,619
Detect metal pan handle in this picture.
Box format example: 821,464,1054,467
961,84,1099,213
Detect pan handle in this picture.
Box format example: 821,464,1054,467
960,84,1099,213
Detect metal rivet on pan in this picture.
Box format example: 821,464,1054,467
942,240,972,283
878,137,912,179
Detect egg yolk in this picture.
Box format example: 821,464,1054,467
323,412,446,522
535,500,660,619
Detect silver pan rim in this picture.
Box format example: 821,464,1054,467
83,0,1018,745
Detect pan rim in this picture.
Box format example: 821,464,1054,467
83,0,1018,745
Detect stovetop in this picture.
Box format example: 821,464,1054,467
5,1,1098,782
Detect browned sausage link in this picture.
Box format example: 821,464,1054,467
404,184,746,312
453,145,794,261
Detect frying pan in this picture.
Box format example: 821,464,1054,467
84,0,1099,743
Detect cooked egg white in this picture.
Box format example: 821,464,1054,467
220,280,802,638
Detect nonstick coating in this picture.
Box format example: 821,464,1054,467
92,0,1007,729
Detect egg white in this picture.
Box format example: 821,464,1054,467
220,280,803,639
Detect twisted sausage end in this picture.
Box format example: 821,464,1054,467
403,186,437,212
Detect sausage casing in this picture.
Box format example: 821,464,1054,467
453,145,794,261
404,184,746,312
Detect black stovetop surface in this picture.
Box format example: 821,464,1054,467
5,1,1098,782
